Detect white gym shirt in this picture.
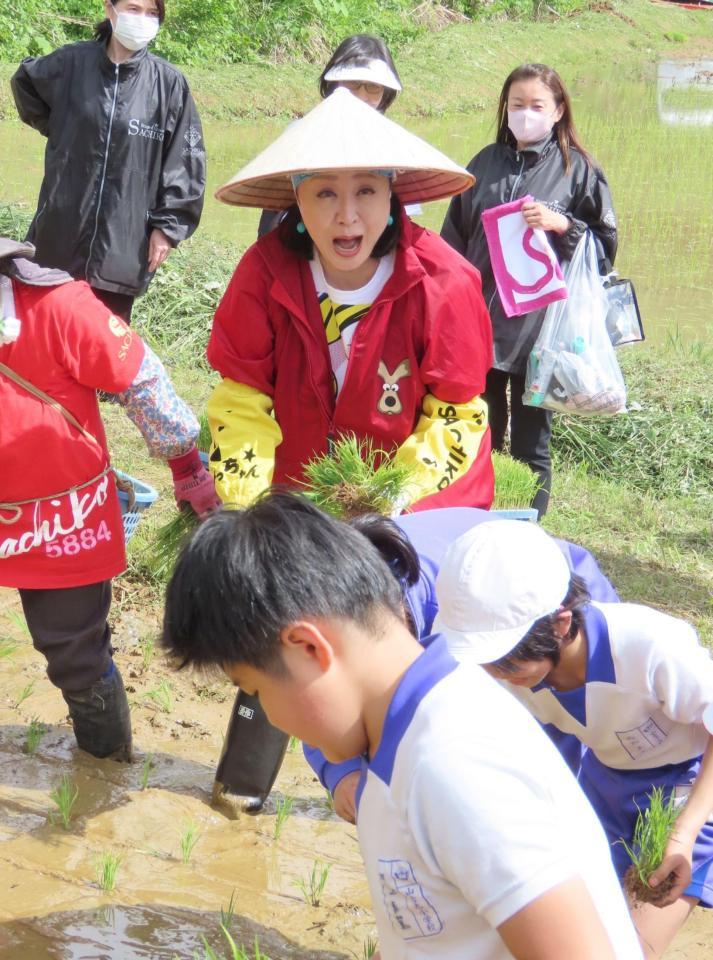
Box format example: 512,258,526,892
356,637,642,960
504,602,713,769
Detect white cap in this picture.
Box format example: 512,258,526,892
703,702,713,736
433,520,572,665
215,87,474,210
324,59,402,92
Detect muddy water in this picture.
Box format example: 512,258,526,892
0,589,374,959
1,62,712,343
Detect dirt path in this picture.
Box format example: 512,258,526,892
1,586,711,958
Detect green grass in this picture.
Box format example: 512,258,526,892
49,774,79,830
619,787,679,889
293,860,331,907
95,852,122,892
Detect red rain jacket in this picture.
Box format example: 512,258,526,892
207,215,494,510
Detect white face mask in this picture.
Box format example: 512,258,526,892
111,10,160,52
507,108,557,145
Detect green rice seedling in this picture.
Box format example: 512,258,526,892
293,859,331,907
220,928,271,960
152,506,201,581
179,818,201,864
362,935,379,959
140,754,154,790
49,774,79,829
323,790,335,814
14,679,36,710
0,637,18,661
619,787,680,905
273,795,294,840
139,634,155,671
7,610,31,636
491,452,540,511
24,717,47,755
146,680,173,714
287,735,299,753
95,851,122,891
303,435,416,519
220,888,237,931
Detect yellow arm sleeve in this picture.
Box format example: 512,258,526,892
392,393,488,506
206,378,283,506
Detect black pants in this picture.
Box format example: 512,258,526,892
91,287,135,324
484,368,553,517
18,581,113,692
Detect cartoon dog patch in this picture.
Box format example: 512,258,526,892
377,359,411,416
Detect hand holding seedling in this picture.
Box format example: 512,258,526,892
647,834,693,906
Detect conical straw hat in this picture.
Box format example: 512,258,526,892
215,87,474,210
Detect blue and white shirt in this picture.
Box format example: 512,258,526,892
506,602,713,770
356,637,642,960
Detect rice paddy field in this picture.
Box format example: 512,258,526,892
1,2,713,957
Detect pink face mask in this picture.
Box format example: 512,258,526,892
507,108,557,145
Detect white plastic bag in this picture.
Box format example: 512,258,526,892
523,233,627,415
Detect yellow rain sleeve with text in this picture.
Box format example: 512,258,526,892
392,393,488,506
206,378,282,506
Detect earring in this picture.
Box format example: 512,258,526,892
387,215,394,227
296,221,306,234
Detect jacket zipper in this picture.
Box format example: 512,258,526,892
509,152,526,203
86,63,120,280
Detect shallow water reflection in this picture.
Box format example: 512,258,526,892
0,904,350,959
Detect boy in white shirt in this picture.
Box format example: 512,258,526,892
161,491,642,960
433,519,713,960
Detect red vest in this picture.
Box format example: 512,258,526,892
208,216,494,510
0,279,143,588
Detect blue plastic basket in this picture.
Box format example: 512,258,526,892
490,507,539,522
115,470,159,543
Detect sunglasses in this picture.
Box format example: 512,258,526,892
340,80,385,96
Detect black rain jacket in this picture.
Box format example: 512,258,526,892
441,136,617,373
12,40,206,297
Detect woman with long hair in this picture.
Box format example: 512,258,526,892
441,63,617,516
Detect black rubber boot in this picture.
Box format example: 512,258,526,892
61,663,132,761
212,690,289,816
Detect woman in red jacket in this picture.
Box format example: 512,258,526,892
207,88,494,514
0,238,218,761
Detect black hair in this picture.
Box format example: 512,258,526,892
319,34,401,113
348,515,420,589
278,193,403,261
94,0,166,45
161,491,405,674
489,574,591,676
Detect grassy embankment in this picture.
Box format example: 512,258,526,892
1,0,711,642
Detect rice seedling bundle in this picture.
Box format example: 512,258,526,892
620,786,680,905
491,452,540,510
302,436,415,520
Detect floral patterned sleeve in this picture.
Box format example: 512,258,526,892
115,344,199,459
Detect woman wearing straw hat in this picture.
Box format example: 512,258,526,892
207,88,494,518
257,34,407,238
